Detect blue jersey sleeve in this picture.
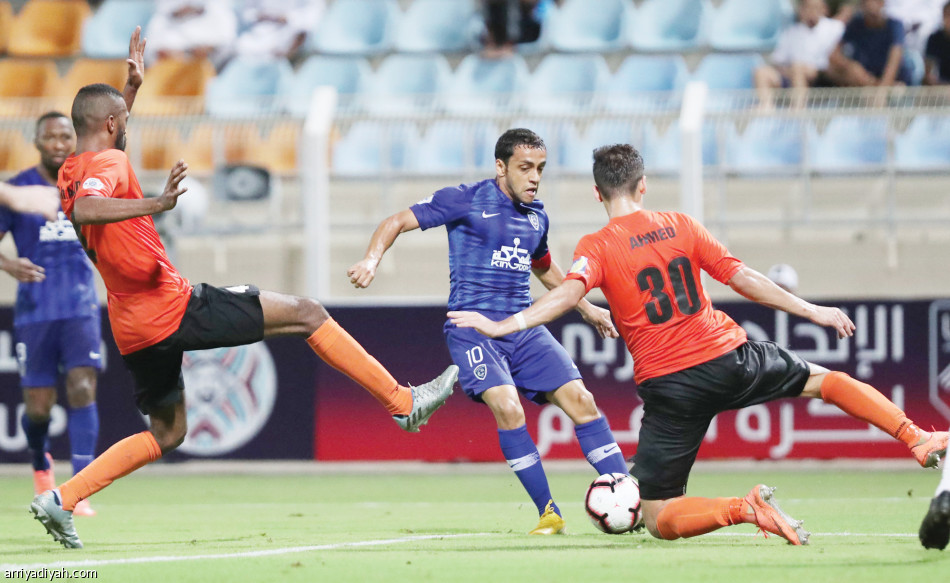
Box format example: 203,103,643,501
888,18,905,47
0,205,12,234
410,184,471,231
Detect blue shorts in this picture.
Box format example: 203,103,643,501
444,313,581,405
15,315,103,388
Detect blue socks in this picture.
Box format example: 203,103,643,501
68,403,99,475
21,414,50,471
574,416,628,476
498,425,559,517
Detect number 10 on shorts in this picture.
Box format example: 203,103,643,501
466,346,484,367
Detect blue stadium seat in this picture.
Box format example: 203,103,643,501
312,0,399,55
529,53,611,115
81,0,155,58
724,118,804,174
605,55,689,112
895,115,950,171
395,0,477,53
548,0,632,52
807,116,889,173
332,121,419,176
287,56,373,116
365,54,452,114
692,53,764,110
205,57,294,117
708,0,792,52
446,54,530,114
642,121,719,175
409,121,499,174
628,0,710,52
509,119,575,170
560,120,645,174
516,0,558,55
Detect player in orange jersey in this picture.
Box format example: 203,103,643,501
29,82,457,549
449,143,948,546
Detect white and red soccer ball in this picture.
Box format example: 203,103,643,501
585,473,643,534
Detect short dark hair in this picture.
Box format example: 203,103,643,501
35,111,69,135
494,128,545,165
592,144,644,200
71,83,124,135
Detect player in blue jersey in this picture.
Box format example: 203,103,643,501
348,128,628,535
0,28,147,518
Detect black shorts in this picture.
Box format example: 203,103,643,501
121,283,265,414
631,340,809,500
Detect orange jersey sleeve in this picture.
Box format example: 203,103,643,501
566,210,747,383
58,150,192,354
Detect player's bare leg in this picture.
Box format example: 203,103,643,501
65,367,99,517
22,387,56,495
258,290,456,432
547,381,628,476
799,364,948,467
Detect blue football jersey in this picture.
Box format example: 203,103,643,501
0,167,98,325
411,178,550,313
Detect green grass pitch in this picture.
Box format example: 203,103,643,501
1,463,948,582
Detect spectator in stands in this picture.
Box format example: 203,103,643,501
826,0,911,86
233,0,324,61
887,0,944,54
924,1,950,83
482,0,559,57
754,0,845,109
145,0,238,69
829,0,858,22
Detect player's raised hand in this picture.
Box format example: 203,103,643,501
347,258,379,288
580,304,619,339
1,257,45,283
808,305,855,339
447,311,504,338
157,160,188,212
127,26,146,90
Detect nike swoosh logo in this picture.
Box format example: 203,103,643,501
89,352,101,359
481,211,500,218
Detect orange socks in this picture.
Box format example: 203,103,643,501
655,497,746,540
819,371,923,446
58,431,161,511
307,318,412,416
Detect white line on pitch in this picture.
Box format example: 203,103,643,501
707,532,917,538
1,533,492,570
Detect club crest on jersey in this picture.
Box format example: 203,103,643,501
528,211,540,231
81,177,104,191
569,256,589,276
490,237,532,272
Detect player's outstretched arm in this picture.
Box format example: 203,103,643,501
727,266,855,339
124,26,146,113
532,259,617,339
449,279,588,338
347,209,419,288
0,183,59,221
72,160,188,225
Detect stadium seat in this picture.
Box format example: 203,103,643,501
605,55,689,112
0,59,58,116
81,0,155,59
332,121,419,176
642,120,719,175
548,0,632,52
708,0,792,52
311,0,399,55
131,124,182,171
287,56,373,117
409,120,498,174
205,57,294,117
0,2,13,55
0,128,37,171
394,0,477,53
134,58,216,116
516,1,558,55
53,59,129,112
691,53,764,110
445,54,530,114
560,119,645,174
364,54,452,115
509,118,577,172
807,116,889,173
894,115,950,172
723,118,804,174
529,53,611,115
628,0,710,52
8,0,91,57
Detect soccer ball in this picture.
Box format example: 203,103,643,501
585,473,643,534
